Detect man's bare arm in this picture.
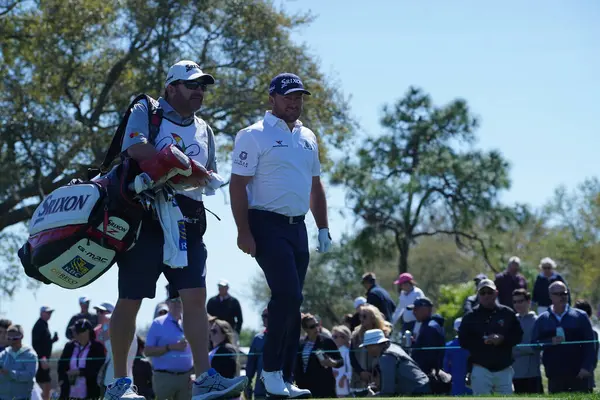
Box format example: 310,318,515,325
127,143,158,162
230,174,253,232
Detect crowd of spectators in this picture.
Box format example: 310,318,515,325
1,257,598,398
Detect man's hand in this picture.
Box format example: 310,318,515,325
237,230,256,257
484,334,504,346
551,336,565,345
338,375,347,388
0,368,7,375
319,355,337,368
169,339,188,351
577,368,591,379
52,332,59,342
317,228,331,253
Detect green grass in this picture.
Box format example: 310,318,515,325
359,396,598,399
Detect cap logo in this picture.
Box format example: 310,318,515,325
281,77,302,88
185,63,200,72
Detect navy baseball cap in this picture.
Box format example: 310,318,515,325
406,297,434,310
269,73,311,96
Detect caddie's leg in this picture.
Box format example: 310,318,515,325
105,218,164,399
164,222,248,400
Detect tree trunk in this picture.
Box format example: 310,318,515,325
397,237,410,274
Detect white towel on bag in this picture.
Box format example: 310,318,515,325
155,193,187,268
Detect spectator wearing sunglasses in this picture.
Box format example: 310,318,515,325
532,281,596,394
532,257,569,315
57,318,106,400
0,324,38,400
459,279,523,396
245,309,268,400
208,320,240,380
294,314,343,398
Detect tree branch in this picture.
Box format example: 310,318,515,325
412,229,498,273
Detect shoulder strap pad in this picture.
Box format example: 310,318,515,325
92,94,163,179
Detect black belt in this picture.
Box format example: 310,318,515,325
153,368,193,375
249,209,305,224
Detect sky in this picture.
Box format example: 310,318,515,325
0,1,599,348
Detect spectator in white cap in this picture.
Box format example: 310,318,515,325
65,297,97,340
391,272,425,329
32,306,58,400
93,302,115,347
444,317,472,396
532,257,569,315
360,329,430,396
350,297,367,331
494,256,528,309
206,280,244,336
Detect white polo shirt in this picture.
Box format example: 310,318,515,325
231,111,321,217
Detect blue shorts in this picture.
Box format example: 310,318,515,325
116,217,207,300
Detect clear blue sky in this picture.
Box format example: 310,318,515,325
1,1,598,348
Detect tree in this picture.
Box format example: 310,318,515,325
0,0,355,296
332,87,514,274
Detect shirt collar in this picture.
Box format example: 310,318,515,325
551,304,569,318
264,111,303,129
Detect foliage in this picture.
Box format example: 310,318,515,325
332,86,515,274
435,282,474,341
238,327,258,348
0,0,355,296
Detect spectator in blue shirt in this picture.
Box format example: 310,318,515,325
573,299,599,392
406,298,445,374
144,297,194,400
245,309,268,400
531,281,595,394
361,272,396,322
444,318,472,396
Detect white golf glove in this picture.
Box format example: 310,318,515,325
317,228,332,253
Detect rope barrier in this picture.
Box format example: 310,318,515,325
5,338,598,363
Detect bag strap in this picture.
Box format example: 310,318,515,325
88,94,163,179
206,124,215,169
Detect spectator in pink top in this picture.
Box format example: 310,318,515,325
57,319,106,400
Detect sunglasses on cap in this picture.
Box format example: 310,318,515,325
174,80,207,91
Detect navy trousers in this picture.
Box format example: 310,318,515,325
249,209,310,381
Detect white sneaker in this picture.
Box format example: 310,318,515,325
285,382,311,399
260,371,289,398
103,377,145,400
192,368,248,400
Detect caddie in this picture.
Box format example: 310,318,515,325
103,60,247,400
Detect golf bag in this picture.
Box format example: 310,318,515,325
18,94,163,289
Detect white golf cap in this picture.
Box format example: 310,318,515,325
94,302,115,313
359,329,390,347
218,280,229,287
79,296,90,304
165,60,215,88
